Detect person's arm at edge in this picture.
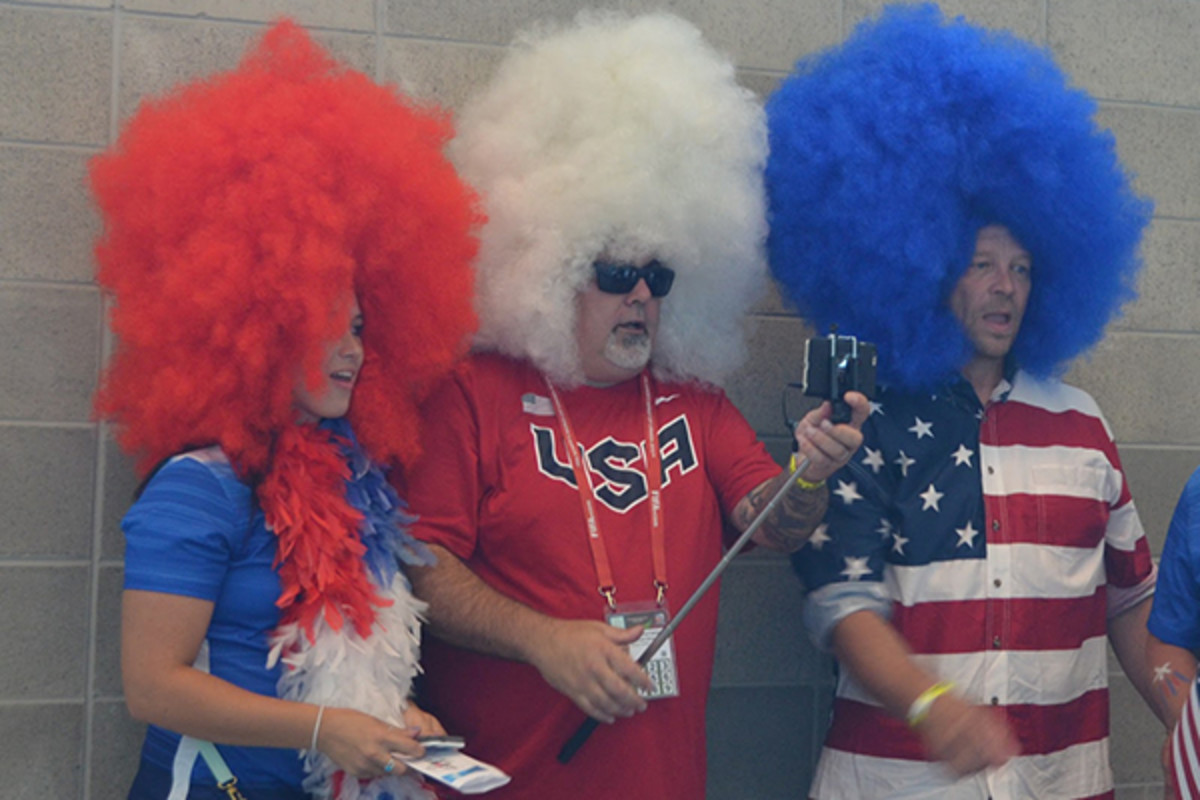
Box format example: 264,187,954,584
408,544,651,723
734,392,870,552
1110,595,1172,723
122,589,426,778
1144,628,1196,727
1145,629,1197,800
830,609,1019,776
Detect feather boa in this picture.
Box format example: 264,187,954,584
260,420,436,800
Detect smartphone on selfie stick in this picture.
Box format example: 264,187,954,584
798,331,877,424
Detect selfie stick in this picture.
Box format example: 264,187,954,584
557,454,815,764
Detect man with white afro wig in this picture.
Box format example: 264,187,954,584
451,11,768,387
398,11,867,799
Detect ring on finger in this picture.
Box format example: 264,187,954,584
383,756,395,774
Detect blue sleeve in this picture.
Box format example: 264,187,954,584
1149,466,1200,650
122,454,251,602
791,414,895,648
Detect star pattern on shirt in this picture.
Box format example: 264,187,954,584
861,446,885,474
875,517,894,539
894,450,915,478
808,523,831,551
909,417,934,439
841,556,871,581
891,532,909,555
811,525,830,551
956,520,979,549
919,483,944,512
952,444,974,467
1154,663,1172,684
869,401,884,416
833,480,863,506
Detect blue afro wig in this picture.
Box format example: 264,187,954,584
766,3,1151,390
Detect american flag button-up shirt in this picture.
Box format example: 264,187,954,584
794,368,1156,800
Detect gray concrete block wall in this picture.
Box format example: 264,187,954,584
1,1,1195,797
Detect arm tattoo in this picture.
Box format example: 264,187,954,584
735,474,829,552
1153,660,1191,703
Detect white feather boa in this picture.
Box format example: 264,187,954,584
269,573,433,800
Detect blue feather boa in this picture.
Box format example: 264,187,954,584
324,418,434,591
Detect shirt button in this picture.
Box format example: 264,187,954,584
993,578,1002,588
991,519,1000,531
987,466,994,475
992,635,1001,648
991,696,999,706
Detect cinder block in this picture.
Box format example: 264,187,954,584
738,69,781,103
22,0,112,7
811,680,835,761
706,685,820,799
383,0,598,46
0,425,96,558
0,147,99,283
755,278,794,317
1065,332,1200,447
1116,220,1200,334
614,0,842,72
380,38,504,111
713,558,833,687
1108,673,1168,785
0,285,100,423
0,7,111,145
119,17,374,122
1119,445,1200,556
760,433,793,469
1113,786,1158,800
101,433,140,561
120,0,375,30
0,704,84,799
89,700,146,800
1050,0,1200,106
1098,104,1200,221
95,566,124,698
384,0,841,72
0,567,89,699
724,314,811,438
846,0,1043,40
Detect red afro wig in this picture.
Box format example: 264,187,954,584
91,20,479,477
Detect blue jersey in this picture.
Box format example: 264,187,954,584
1149,466,1200,650
123,447,303,791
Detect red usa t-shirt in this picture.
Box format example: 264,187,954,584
398,352,780,800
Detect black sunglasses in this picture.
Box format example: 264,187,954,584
592,259,676,298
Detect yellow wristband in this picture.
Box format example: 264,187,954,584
906,681,955,728
788,454,825,490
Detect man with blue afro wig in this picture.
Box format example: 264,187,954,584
767,4,1160,798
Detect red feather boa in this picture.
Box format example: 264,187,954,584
258,425,390,642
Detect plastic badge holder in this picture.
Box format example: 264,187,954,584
401,739,511,795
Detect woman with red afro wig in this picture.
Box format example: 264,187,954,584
92,20,478,800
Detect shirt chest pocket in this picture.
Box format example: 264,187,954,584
1029,463,1112,548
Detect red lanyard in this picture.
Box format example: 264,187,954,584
545,373,667,609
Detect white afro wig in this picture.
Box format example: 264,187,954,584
451,11,768,387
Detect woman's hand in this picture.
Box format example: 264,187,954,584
316,707,426,778
403,702,447,737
